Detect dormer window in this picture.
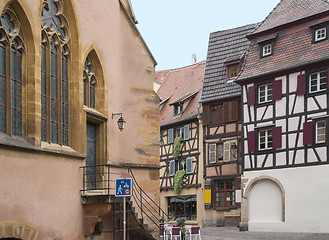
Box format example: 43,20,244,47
311,21,329,44
258,34,276,58
262,44,272,56
228,64,239,79
174,103,183,116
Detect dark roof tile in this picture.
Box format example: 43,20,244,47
200,23,259,103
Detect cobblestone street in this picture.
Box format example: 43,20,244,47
200,227,329,240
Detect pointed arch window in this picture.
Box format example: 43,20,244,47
0,8,24,136
41,0,70,145
83,58,97,109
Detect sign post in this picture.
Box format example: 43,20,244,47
115,178,132,240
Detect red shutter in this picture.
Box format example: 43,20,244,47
203,105,209,125
273,80,282,101
273,126,282,149
248,131,256,152
303,121,313,145
297,74,306,95
248,86,255,106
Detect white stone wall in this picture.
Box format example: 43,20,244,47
243,165,329,233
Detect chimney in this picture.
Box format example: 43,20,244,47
192,54,197,64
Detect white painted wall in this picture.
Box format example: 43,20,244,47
243,165,329,233
249,180,282,222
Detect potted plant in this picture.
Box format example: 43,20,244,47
176,217,186,239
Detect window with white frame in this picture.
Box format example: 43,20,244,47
262,44,272,56
309,70,327,93
315,27,326,42
259,129,273,150
258,83,273,103
316,120,326,143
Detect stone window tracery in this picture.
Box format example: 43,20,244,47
41,0,70,145
83,57,97,109
0,7,25,136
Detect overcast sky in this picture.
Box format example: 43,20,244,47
131,0,281,71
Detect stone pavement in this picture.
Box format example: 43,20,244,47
200,227,329,240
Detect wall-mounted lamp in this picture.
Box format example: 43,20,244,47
230,142,238,159
112,113,126,131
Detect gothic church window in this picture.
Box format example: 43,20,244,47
0,7,25,136
83,57,97,109
41,0,70,145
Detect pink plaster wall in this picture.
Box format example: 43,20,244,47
0,149,84,239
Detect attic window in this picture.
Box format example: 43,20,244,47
228,64,239,79
174,103,183,116
262,44,272,57
310,21,329,44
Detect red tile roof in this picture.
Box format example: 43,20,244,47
157,61,206,126
251,0,329,36
238,14,329,81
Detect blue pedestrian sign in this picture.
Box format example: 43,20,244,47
115,178,132,197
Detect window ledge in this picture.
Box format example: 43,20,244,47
0,133,84,159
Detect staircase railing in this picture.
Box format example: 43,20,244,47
80,164,169,237
128,168,170,230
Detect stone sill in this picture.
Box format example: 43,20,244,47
0,133,84,159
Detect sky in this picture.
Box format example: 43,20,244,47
131,0,281,71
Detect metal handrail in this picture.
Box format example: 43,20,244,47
80,164,169,237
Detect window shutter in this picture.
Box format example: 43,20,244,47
184,124,189,140
303,121,314,145
223,141,231,162
203,105,209,125
248,86,255,106
209,144,216,164
247,131,256,152
168,128,174,144
223,102,230,122
169,160,175,176
297,74,306,95
273,126,282,149
231,101,238,121
273,80,282,101
186,157,193,174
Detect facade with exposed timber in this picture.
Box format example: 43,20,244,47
236,0,329,233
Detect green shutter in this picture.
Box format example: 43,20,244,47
184,124,189,140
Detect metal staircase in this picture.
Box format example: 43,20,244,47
81,164,169,240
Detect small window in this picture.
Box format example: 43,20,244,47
258,83,273,103
259,129,273,150
176,127,184,138
316,120,326,143
174,103,183,116
315,27,326,42
309,70,327,93
262,44,272,56
228,64,239,79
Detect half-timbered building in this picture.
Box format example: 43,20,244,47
157,61,205,226
236,0,329,233
200,23,259,227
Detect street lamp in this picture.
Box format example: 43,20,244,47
112,113,126,131
230,142,238,159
